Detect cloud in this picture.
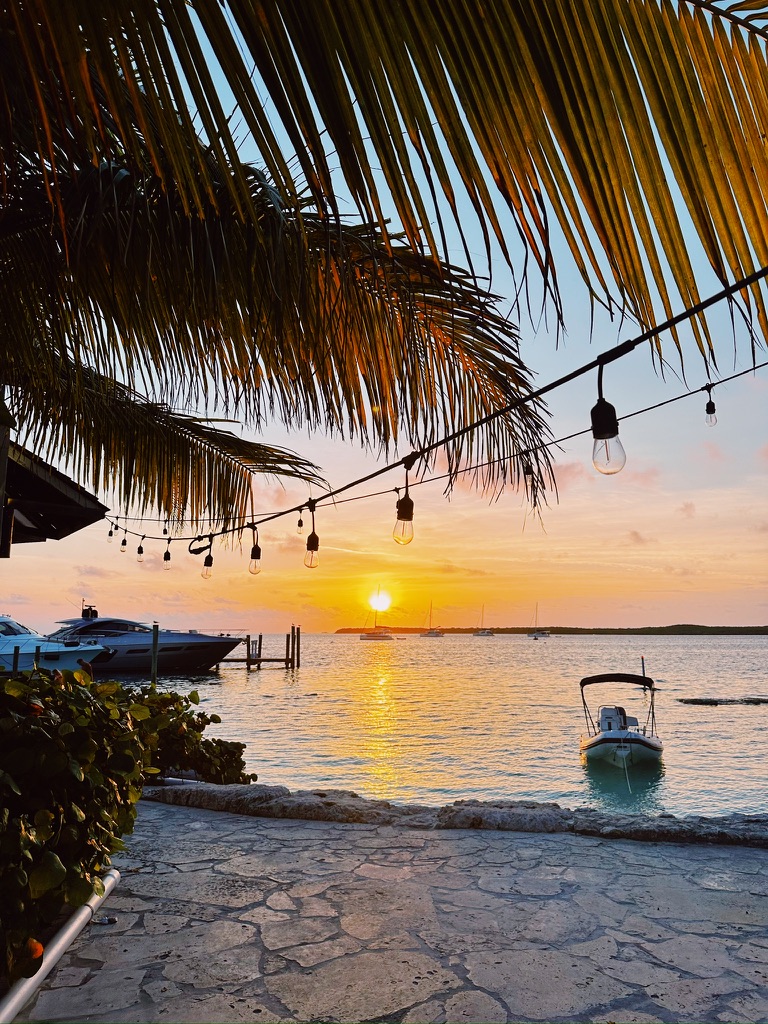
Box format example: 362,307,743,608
627,530,654,546
678,502,696,518
437,562,491,576
553,461,588,492
756,522,768,534
702,441,725,463
759,444,768,464
77,565,123,580
623,467,661,488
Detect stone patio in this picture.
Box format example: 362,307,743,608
13,800,768,1023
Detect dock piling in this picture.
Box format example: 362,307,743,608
225,628,299,670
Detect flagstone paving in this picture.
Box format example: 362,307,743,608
14,801,768,1023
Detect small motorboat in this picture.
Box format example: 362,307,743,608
579,669,663,766
0,615,108,674
48,605,241,675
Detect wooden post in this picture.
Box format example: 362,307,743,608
257,633,263,669
296,625,301,668
151,624,159,686
12,646,19,674
34,645,40,668
290,625,296,668
245,634,252,670
284,632,290,668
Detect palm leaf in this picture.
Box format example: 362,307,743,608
8,1,766,349
8,363,325,527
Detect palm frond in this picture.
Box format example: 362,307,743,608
7,364,325,527
1,155,556,505
6,1,768,351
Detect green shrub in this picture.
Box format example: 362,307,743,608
0,670,255,991
121,684,257,785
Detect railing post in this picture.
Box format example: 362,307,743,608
284,632,290,668
296,625,301,669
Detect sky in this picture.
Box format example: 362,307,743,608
8,296,765,636
4,29,767,635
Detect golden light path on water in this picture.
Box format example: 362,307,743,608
157,633,768,818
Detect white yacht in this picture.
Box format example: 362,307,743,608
0,615,108,674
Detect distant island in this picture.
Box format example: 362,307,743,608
337,624,768,635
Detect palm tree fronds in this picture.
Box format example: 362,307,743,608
7,367,325,527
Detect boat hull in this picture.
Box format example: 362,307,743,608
0,639,107,674
89,636,241,674
580,730,663,766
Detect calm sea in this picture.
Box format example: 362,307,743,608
159,633,767,819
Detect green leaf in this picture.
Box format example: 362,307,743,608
28,851,67,899
33,810,56,842
188,691,200,705
128,703,151,720
65,875,95,906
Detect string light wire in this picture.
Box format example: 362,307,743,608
110,357,766,552
100,246,768,558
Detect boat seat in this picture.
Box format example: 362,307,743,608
625,715,639,727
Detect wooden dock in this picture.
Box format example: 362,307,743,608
224,625,301,670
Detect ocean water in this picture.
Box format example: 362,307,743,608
158,633,767,819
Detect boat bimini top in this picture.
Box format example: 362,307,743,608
580,672,658,738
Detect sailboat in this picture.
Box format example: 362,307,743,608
473,605,494,637
360,589,394,640
528,603,549,639
420,601,444,638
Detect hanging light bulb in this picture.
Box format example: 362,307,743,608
304,532,319,568
590,367,626,475
393,458,416,545
297,510,305,536
200,534,214,579
393,491,414,544
304,502,319,567
136,536,145,563
163,541,172,571
522,461,537,504
162,519,169,536
120,530,128,553
107,522,115,543
249,527,262,575
705,386,717,427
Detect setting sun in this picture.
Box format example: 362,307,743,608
369,590,391,612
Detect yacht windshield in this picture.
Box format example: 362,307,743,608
0,619,33,636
